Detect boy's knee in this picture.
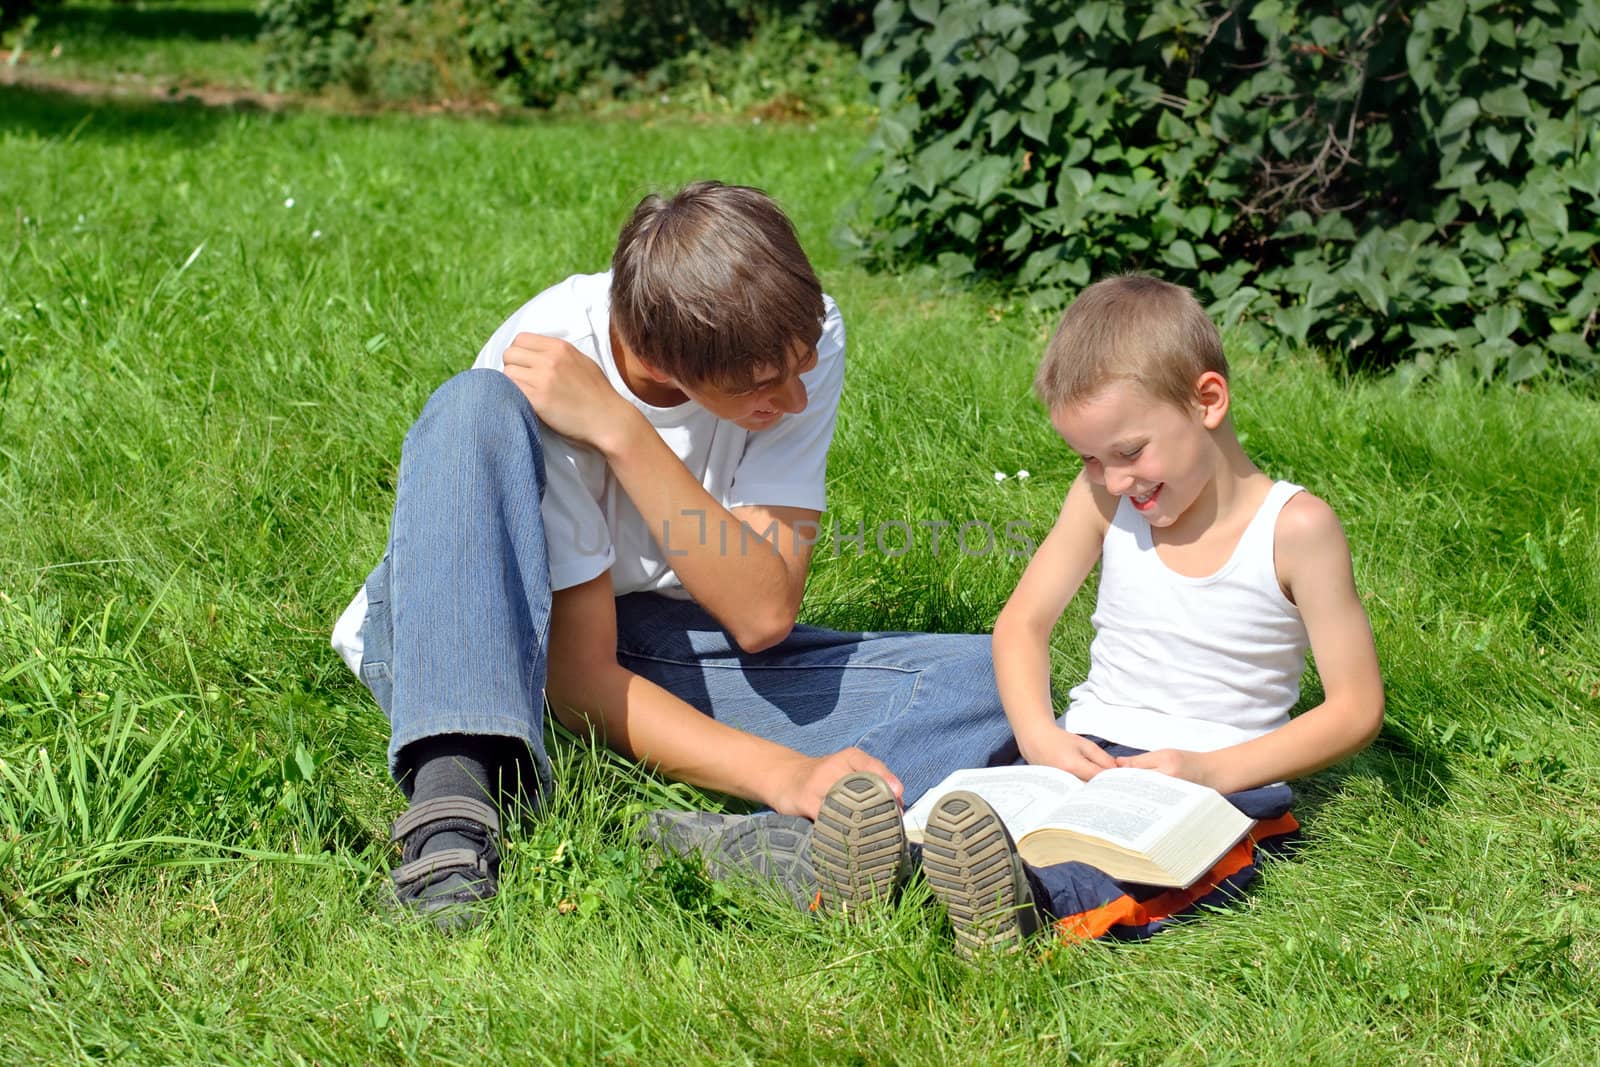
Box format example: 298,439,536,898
411,370,541,456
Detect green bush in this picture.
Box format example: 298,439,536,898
1,0,58,35
847,0,1600,383
260,0,871,110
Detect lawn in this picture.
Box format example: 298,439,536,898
1,79,1598,1064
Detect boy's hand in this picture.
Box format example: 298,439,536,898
769,748,903,821
1115,748,1217,789
502,333,635,453
1020,728,1117,782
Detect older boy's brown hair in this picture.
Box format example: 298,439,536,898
1034,275,1228,412
611,180,825,392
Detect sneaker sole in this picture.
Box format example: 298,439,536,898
811,771,906,918
708,814,818,913
920,790,1037,956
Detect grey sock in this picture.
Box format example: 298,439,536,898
403,735,500,862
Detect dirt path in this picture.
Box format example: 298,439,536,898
0,64,517,116
2,63,297,109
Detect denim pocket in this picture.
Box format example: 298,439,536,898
357,554,395,714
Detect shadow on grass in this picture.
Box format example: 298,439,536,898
0,81,278,143
1288,731,1455,842
34,4,262,43
1277,676,1457,829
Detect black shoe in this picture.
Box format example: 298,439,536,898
387,795,500,931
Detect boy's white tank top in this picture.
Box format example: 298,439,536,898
1060,480,1310,753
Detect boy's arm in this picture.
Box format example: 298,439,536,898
602,424,818,651
545,572,899,818
1119,494,1385,793
504,335,818,654
992,470,1119,780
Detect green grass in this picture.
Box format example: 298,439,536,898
2,82,1598,1065
7,1,265,90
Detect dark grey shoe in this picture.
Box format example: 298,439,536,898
388,796,501,931
810,771,910,919
640,810,817,911
920,790,1041,956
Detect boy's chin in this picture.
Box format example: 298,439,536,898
736,411,783,431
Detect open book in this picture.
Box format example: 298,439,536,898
903,765,1255,888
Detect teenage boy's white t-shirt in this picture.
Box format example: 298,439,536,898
331,271,845,674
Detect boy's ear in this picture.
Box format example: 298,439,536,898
634,357,677,385
611,325,679,385
1194,371,1230,429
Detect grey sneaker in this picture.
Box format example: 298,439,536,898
640,810,817,911
920,790,1041,956
810,771,910,918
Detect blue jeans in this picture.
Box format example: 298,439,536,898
356,370,1017,807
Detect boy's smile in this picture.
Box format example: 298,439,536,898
1130,484,1162,513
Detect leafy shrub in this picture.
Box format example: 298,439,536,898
848,0,1600,383
0,0,58,35
258,0,374,96
260,0,871,110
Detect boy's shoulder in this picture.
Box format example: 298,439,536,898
1273,489,1352,578
1275,489,1343,542
473,272,612,373
507,271,612,335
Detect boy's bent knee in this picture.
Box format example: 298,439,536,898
411,370,542,456
425,369,531,423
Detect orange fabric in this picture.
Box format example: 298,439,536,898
1054,892,1150,941
1252,812,1300,839
1052,813,1299,942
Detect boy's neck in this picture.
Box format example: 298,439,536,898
1156,426,1269,547
609,320,689,408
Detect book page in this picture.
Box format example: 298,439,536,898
902,765,1086,841
1043,768,1210,852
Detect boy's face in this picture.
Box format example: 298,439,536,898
1051,378,1226,528
674,339,820,432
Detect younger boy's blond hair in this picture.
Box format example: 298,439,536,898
1034,275,1228,412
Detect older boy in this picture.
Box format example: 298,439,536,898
826,275,1384,952
333,181,1014,922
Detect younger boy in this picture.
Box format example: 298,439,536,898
828,274,1384,951
332,181,1016,923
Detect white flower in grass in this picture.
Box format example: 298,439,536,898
284,197,295,208
312,229,323,240
994,471,1007,482
1016,470,1030,480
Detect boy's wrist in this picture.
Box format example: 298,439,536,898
1013,719,1064,763
594,402,652,463
1194,748,1250,794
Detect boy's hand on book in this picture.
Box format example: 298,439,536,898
503,333,634,453
1115,748,1216,789
1021,729,1117,781
770,747,903,821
